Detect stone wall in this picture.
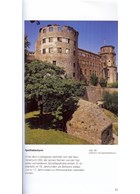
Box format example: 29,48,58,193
83,86,118,103
35,24,79,80
78,48,103,83
66,99,113,144
100,46,117,83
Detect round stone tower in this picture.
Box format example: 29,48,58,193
35,24,79,79
100,45,117,83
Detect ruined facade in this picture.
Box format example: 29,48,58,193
33,24,117,83
66,99,114,144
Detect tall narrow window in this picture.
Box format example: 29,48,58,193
73,72,75,77
42,48,46,54
58,48,62,53
49,26,53,32
42,38,46,43
73,50,76,56
73,63,76,68
49,47,53,53
74,41,76,46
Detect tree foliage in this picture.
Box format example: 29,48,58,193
90,73,98,86
24,35,30,61
99,78,107,87
25,60,85,129
102,91,118,115
107,82,118,88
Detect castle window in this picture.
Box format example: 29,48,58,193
49,26,53,32
73,63,76,68
58,26,62,31
53,61,56,65
49,37,53,42
68,39,70,43
43,28,46,33
58,47,62,53
57,37,62,42
73,72,75,77
42,38,46,43
67,27,71,32
49,47,53,53
73,50,76,56
42,48,46,54
74,41,76,46
65,48,70,54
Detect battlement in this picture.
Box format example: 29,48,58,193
39,24,79,36
30,24,117,83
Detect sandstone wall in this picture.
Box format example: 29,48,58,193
35,25,79,80
66,99,113,144
83,86,118,103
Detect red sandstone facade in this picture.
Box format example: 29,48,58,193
27,24,117,84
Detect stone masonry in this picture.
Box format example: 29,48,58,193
66,99,113,144
31,24,117,84
83,86,118,103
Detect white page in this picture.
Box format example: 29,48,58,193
23,1,118,194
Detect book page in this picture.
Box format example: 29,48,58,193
23,1,118,193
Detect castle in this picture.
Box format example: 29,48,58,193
27,24,117,84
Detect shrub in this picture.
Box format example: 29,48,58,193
99,78,107,87
90,73,98,86
107,82,118,88
102,91,118,115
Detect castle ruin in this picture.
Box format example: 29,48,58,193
30,24,117,84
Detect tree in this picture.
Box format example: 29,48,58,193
107,82,118,88
102,91,118,115
99,78,107,87
90,73,98,86
30,20,40,25
24,35,30,62
25,60,85,129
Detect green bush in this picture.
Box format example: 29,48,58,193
90,73,98,86
99,78,107,87
102,91,118,115
107,82,118,88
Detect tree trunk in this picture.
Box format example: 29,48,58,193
40,104,43,116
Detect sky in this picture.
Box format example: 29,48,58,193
25,20,118,65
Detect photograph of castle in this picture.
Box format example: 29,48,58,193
25,21,118,145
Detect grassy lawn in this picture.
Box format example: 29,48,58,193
103,109,118,136
25,111,90,144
